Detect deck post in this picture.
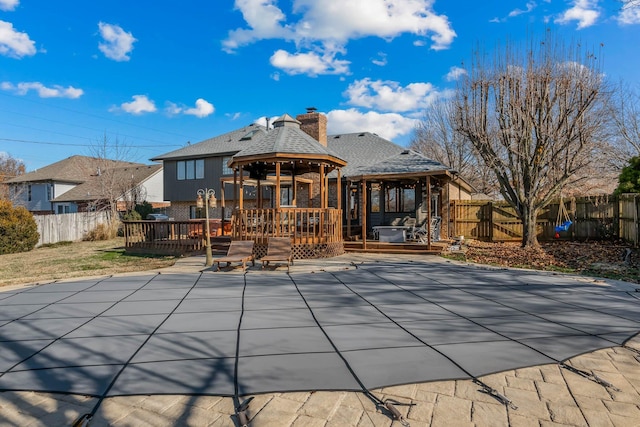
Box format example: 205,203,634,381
426,175,432,250
362,179,367,250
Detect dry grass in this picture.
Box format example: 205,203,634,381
0,238,176,288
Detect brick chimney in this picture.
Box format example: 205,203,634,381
296,107,327,147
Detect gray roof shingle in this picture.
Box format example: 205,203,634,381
52,164,163,202
232,120,345,161
346,149,450,178
6,155,142,184
150,124,267,161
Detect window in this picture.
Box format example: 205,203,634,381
370,184,380,213
385,186,415,213
177,159,204,180
57,204,70,214
28,185,32,202
47,184,52,201
222,156,234,175
190,206,204,219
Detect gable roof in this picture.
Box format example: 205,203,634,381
52,164,163,202
5,155,142,184
150,124,267,161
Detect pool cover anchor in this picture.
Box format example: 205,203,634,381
561,363,621,392
72,413,92,427
383,399,414,426
235,396,254,426
474,379,518,410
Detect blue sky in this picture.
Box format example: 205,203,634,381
1,0,639,171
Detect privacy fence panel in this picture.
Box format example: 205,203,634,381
33,212,111,246
451,195,637,245
619,194,640,247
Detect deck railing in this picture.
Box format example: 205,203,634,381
123,220,220,255
232,208,342,245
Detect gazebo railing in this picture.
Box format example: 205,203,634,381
232,208,342,244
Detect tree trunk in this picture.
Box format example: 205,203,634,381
521,204,539,247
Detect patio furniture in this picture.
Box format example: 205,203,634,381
414,216,442,244
372,226,407,243
261,237,293,271
215,240,255,271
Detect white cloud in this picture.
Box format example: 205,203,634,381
254,115,280,129
184,98,215,118
164,101,182,116
113,95,157,115
98,22,137,61
618,3,640,25
270,49,350,75
0,20,36,58
508,1,537,18
344,78,449,113
226,112,243,120
223,0,456,73
371,52,387,67
165,99,215,118
222,0,292,52
326,109,417,141
0,0,18,11
555,0,600,29
1,81,83,98
445,66,466,82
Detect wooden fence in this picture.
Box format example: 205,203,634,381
33,211,111,246
451,194,640,246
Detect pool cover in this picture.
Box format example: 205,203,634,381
1,260,639,399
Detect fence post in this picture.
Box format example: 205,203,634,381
488,201,494,242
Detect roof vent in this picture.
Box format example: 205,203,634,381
306,106,317,113
334,135,341,139
358,133,366,137
402,150,410,154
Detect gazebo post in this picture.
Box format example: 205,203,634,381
220,179,226,236
346,180,351,239
426,175,431,250
275,162,281,208
319,163,325,208
362,178,367,250
239,165,244,210
336,168,341,210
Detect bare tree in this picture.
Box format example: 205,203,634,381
411,99,499,197
0,153,26,201
87,133,141,217
453,35,612,247
610,83,640,168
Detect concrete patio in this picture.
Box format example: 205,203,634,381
1,254,639,426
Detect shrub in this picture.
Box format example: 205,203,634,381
122,210,142,221
0,200,40,254
134,202,153,220
84,220,119,241
615,156,640,195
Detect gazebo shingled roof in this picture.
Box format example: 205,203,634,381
229,114,346,171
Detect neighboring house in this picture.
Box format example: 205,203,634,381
151,110,475,239
6,155,166,214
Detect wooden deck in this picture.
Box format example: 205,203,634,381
343,240,447,255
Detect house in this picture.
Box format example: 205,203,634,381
6,155,167,214
151,110,474,244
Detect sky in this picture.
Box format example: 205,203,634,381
0,0,639,171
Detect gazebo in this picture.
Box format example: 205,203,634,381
225,114,347,259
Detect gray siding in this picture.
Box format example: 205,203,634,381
163,157,230,202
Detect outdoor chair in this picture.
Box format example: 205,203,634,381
261,237,293,271
414,217,442,244
404,217,417,240
215,240,255,271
